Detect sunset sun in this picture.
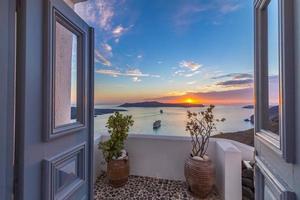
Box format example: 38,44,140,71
185,98,194,104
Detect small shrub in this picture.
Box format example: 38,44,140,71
99,112,134,162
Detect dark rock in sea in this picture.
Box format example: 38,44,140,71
244,119,250,122
119,101,205,108
71,107,127,119
243,105,254,109
250,115,254,124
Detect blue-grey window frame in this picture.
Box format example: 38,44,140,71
44,0,88,141
0,0,16,199
254,0,295,163
255,157,296,199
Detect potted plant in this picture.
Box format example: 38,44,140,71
99,112,134,187
184,105,225,198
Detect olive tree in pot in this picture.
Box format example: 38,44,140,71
185,105,225,198
99,112,134,187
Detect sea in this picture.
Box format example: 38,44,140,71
94,105,254,138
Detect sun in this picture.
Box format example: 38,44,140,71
185,98,194,104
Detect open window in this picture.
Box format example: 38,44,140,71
254,0,295,163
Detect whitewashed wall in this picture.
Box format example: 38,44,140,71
215,140,242,200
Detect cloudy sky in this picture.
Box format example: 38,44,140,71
74,0,278,105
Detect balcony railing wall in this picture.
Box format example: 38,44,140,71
94,134,254,200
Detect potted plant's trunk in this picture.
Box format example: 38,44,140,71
184,155,215,198
107,157,129,187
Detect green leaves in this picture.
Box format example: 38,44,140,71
99,112,134,162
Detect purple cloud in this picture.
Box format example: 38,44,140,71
212,73,253,79
216,79,253,86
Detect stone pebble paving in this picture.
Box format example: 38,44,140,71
94,174,220,200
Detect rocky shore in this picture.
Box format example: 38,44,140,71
212,128,254,147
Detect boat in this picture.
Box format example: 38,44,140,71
160,109,163,114
153,120,161,129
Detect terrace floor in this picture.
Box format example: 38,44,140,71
94,174,220,200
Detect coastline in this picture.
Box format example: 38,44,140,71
72,107,127,119
212,128,254,147
118,101,205,108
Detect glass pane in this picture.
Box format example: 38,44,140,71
264,184,277,200
266,0,280,134
56,159,78,192
54,21,78,127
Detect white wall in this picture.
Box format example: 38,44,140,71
215,141,242,200
94,134,254,199
94,135,103,183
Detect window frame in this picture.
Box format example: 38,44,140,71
254,0,295,163
255,157,296,199
44,3,87,141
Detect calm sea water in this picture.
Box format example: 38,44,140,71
94,105,254,138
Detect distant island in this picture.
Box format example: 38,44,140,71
94,108,128,115
242,105,254,109
118,101,205,108
71,107,127,119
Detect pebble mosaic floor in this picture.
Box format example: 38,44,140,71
94,174,221,200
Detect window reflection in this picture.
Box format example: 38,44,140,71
56,159,78,192
266,0,279,134
54,21,78,127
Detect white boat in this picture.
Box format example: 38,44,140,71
153,120,161,129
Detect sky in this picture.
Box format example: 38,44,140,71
74,0,279,105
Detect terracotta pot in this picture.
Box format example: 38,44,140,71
184,155,215,198
107,157,129,187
